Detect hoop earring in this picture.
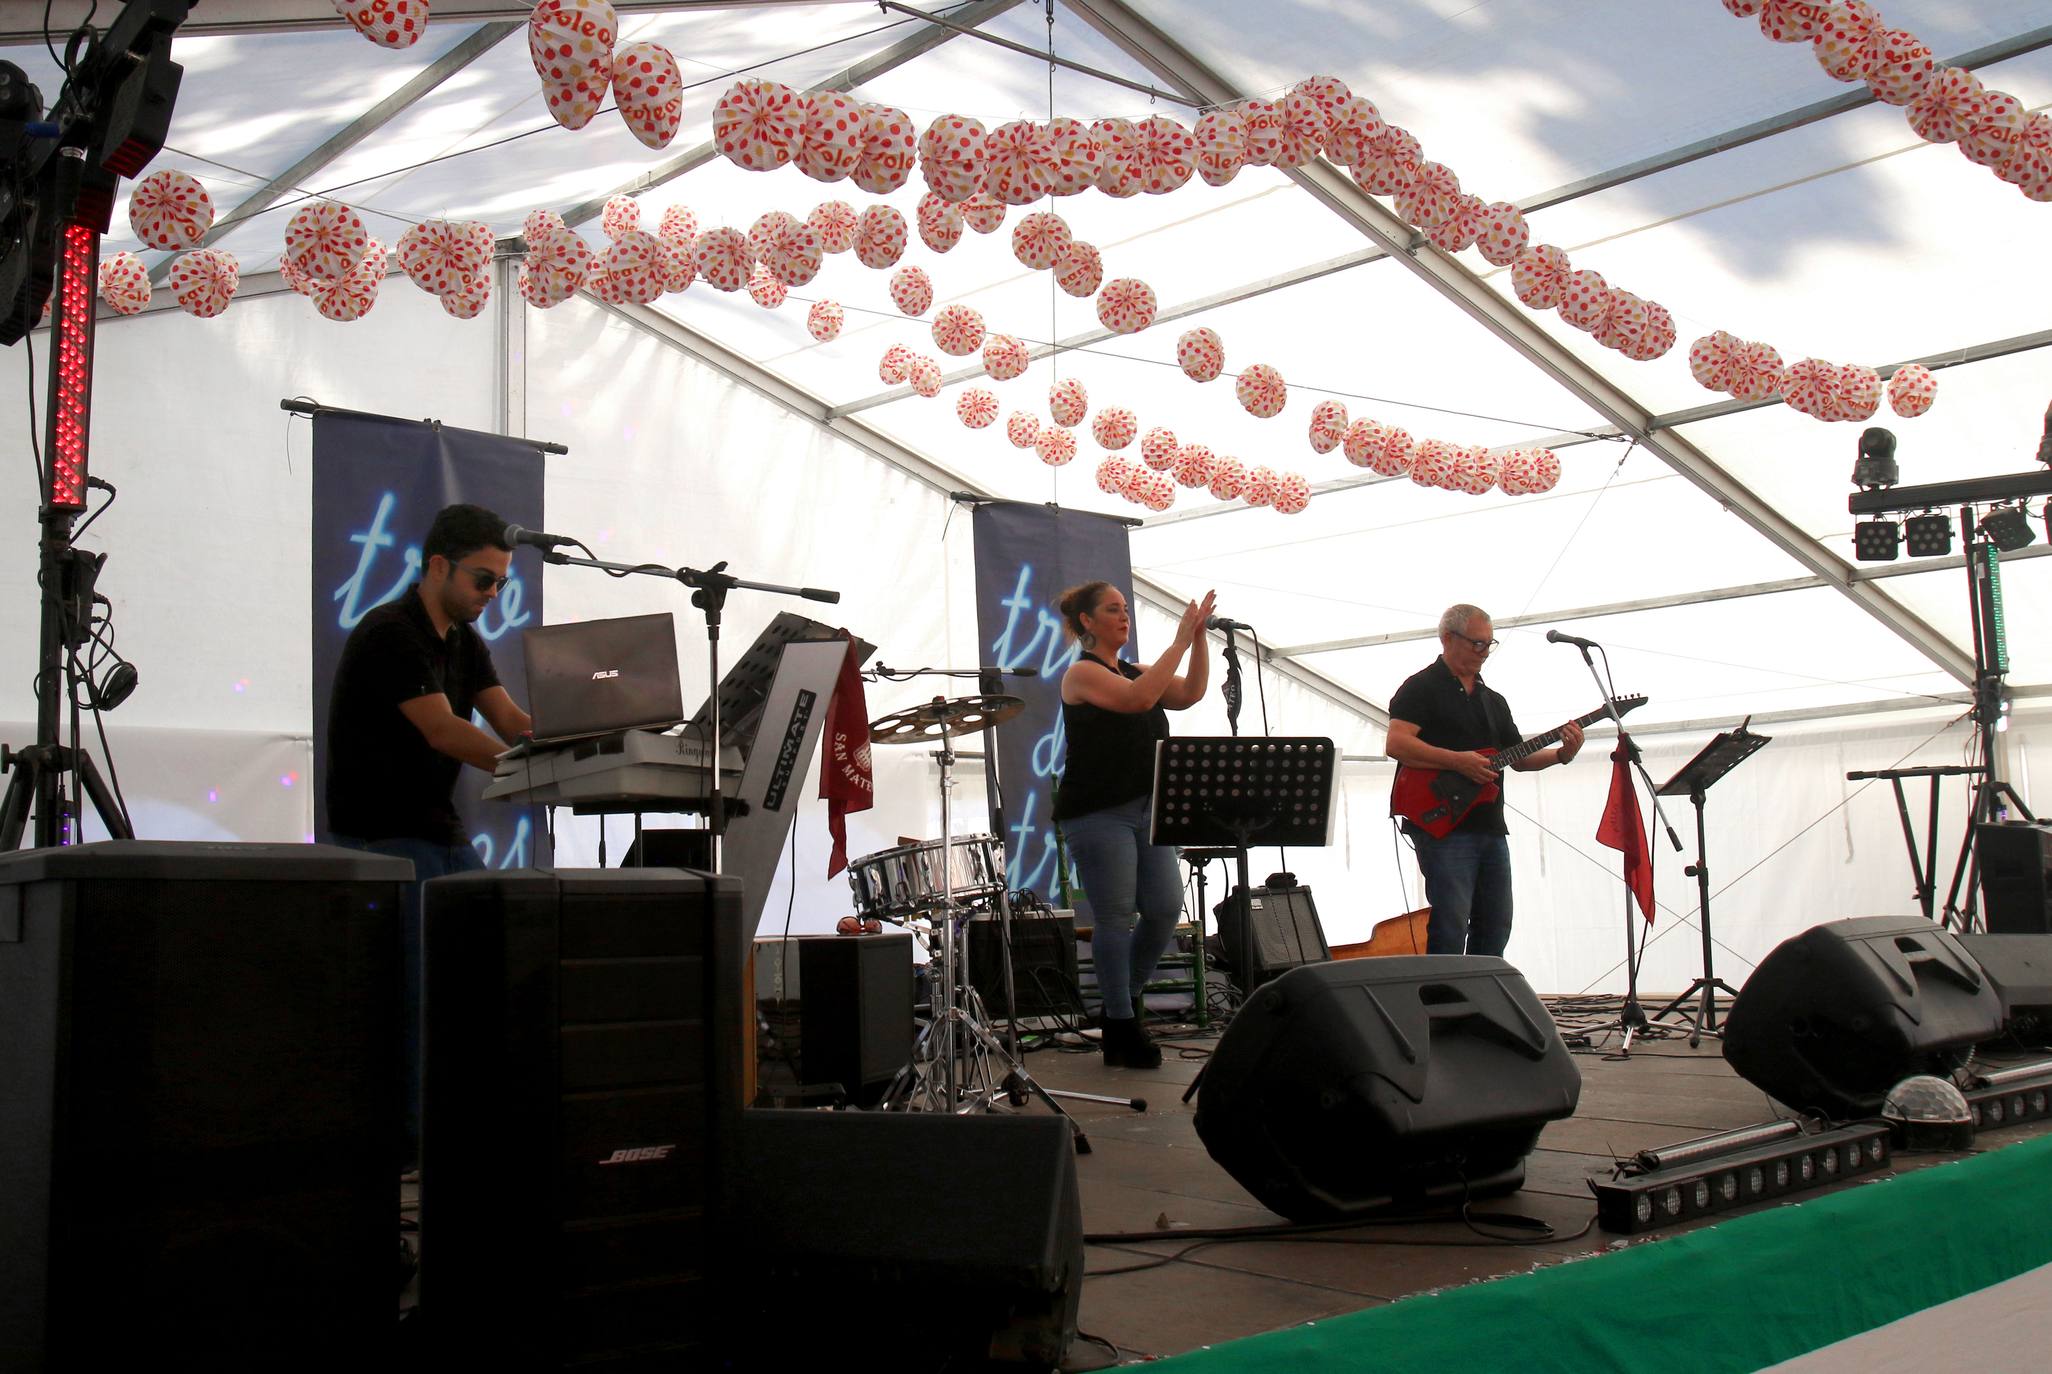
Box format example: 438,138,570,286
1079,631,1096,651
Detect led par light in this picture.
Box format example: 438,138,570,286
1854,518,1901,561
1979,504,2036,552
1589,1123,1892,1235
1904,512,1953,558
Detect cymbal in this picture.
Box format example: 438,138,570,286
869,694,1025,744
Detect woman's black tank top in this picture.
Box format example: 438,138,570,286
1053,653,1170,821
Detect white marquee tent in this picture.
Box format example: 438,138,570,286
2,0,2048,994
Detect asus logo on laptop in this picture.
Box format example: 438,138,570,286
591,668,621,680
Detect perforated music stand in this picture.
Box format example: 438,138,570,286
1149,737,1337,999
1652,720,1770,1046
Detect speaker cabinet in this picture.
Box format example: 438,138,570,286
1195,956,1580,1221
0,840,408,1370
1977,823,2052,934
966,912,1079,1019
738,1110,1081,1371
1957,934,2052,1028
1724,916,2005,1120
1213,882,1330,991
419,867,744,1368
797,932,913,1106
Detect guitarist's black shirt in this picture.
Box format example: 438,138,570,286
1388,656,1520,836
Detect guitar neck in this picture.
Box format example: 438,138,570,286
1496,703,1617,768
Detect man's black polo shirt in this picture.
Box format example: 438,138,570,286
1388,655,1520,836
326,585,500,845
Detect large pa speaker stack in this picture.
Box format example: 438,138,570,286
1723,916,2006,1120
738,1110,1083,1371
0,840,408,1370
1194,955,1581,1220
419,867,745,1368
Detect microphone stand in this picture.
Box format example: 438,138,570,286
536,547,839,871
1569,641,1681,1054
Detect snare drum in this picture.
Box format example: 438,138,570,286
848,833,1006,921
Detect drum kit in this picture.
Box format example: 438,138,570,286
849,692,1140,1140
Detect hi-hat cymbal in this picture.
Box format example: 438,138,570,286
869,694,1025,744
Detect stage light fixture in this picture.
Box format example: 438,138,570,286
1852,426,1900,490
1853,518,1901,561
45,222,96,511
1904,513,1952,558
1978,504,2035,552
1589,1122,1891,1234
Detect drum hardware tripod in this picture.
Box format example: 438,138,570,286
869,696,1144,1146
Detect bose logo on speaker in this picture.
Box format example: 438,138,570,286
598,1145,675,1165
591,668,620,681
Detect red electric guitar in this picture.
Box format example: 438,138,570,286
1390,695,1647,839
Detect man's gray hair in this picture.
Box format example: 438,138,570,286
1438,604,1489,639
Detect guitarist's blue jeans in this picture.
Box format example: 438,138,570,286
1063,795,1185,1019
1411,827,1514,957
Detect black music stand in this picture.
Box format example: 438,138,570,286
1652,720,1770,1046
1148,737,1337,1001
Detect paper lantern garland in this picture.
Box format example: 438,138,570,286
1273,473,1312,515
807,201,857,253
1011,211,1072,270
1096,277,1156,334
983,333,1030,382
98,252,151,314
916,191,965,254
746,261,787,309
854,206,908,270
853,105,917,196
797,91,864,183
879,345,915,384
1888,363,1937,418
1140,427,1180,471
1208,456,1247,501
1054,241,1103,298
889,266,933,316
1307,399,1348,454
1049,377,1089,428
1096,456,1135,495
285,201,371,284
919,114,989,203
334,0,429,49
1235,363,1287,419
691,227,751,293
1007,412,1041,448
932,303,985,356
530,0,618,132
807,300,843,342
1092,407,1137,449
612,41,683,149
1036,427,1077,466
1172,444,1217,489
907,356,943,398
957,388,999,428
1177,328,1224,382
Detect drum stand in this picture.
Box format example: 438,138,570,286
878,737,1139,1148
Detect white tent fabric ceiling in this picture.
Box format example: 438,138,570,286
5,4,2050,754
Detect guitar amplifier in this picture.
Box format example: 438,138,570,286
1214,880,1331,992
967,912,1079,1019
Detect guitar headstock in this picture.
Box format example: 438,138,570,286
1611,694,1649,718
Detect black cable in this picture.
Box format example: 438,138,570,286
1082,1203,1597,1277
70,477,114,541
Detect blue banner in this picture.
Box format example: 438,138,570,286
310,412,549,868
972,501,1135,910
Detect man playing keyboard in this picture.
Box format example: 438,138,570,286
324,502,533,1168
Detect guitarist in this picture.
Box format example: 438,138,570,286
1386,604,1583,956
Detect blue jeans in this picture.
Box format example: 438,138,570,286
1410,827,1514,957
1063,796,1184,1020
329,833,484,1167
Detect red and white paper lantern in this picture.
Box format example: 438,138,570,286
1036,427,1078,466
1511,243,1572,311
1527,449,1562,493
1136,115,1196,195
1235,363,1287,419
1475,202,1530,267
746,261,786,309
1049,377,1089,428
1092,407,1137,450
919,114,989,202
1096,277,1156,335
1426,194,1488,253
1906,67,1987,146
983,120,1057,205
602,230,667,305
1242,465,1280,507
1352,125,1422,196
1325,93,1386,168
1866,28,1938,106
1621,302,1677,362
1007,411,1041,449
1043,117,1103,196
1172,443,1216,489
916,191,965,254
712,78,806,171
311,250,380,322
1054,241,1102,299
127,169,213,250
1011,210,1072,271
807,300,844,342
797,91,864,183
807,200,857,253
1555,270,1613,332
333,0,429,49
932,303,985,356
1497,449,1535,496
1177,327,1224,382
1887,363,1938,418
855,205,908,270
1731,341,1785,403
285,200,370,284
529,0,617,131
957,388,999,428
1273,472,1312,515
1207,456,1247,501
879,345,915,385
907,356,944,399
1307,399,1348,454
1833,363,1883,422
691,227,751,293
441,272,490,319
1193,107,1247,188
98,252,151,314
1092,118,1144,198
612,41,683,149
962,192,1007,233
888,266,932,316
1237,98,1284,168
853,105,917,196
983,333,1029,381
396,219,490,297
1140,427,1179,471
1394,161,1462,230
1096,456,1136,495
1410,439,1458,489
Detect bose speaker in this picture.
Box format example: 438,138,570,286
0,840,408,1369
1195,956,1581,1221
1723,916,2005,1120
739,1110,1082,1371
418,867,745,1368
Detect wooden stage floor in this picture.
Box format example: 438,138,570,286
1019,1002,2052,1368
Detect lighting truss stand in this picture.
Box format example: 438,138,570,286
1652,721,1769,1047
1843,764,1986,925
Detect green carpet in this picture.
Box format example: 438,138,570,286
1148,1133,2052,1372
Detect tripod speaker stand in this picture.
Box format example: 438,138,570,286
1652,720,1769,1047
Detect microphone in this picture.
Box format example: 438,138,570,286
1206,615,1253,632
1546,629,1599,649
502,523,578,549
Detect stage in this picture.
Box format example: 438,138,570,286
1016,1003,2052,1370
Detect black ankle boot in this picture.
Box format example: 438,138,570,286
1101,1017,1162,1070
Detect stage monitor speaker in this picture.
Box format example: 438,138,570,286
797,932,913,1106
739,1110,1081,1371
419,867,746,1369
0,840,408,1370
1213,880,1331,991
966,911,1079,1019
1977,822,2052,934
622,826,712,871
1194,955,1580,1221
1723,916,2005,1120
1957,934,2052,1029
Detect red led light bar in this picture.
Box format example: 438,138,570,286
46,221,97,512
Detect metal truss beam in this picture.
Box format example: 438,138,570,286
6,1,890,41
1273,544,2052,658
1055,0,1974,684
146,21,520,286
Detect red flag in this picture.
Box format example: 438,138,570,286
819,635,874,877
1596,740,1654,922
